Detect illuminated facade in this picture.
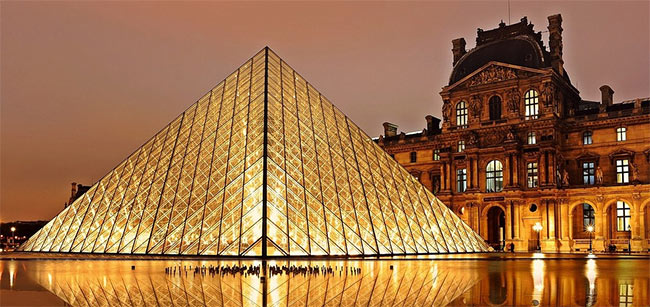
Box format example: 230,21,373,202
19,48,489,256
377,15,650,252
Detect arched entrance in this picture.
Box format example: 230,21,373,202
487,206,506,250
604,200,632,252
570,203,596,251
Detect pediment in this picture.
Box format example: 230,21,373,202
446,61,547,91
608,148,635,163
576,150,600,161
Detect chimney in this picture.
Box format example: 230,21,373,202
547,14,564,76
599,85,614,106
382,122,398,137
425,115,441,134
452,38,466,65
70,182,77,199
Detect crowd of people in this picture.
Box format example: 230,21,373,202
163,264,362,278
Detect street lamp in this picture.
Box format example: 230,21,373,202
533,222,543,252
10,227,16,248
586,225,594,253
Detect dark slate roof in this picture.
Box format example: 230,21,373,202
449,17,559,85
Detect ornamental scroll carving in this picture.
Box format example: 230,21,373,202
507,88,521,114
468,65,518,86
469,95,482,118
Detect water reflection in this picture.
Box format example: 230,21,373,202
1,258,648,306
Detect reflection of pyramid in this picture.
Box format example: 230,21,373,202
19,48,489,256
29,260,480,306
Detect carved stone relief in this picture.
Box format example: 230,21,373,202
468,65,518,86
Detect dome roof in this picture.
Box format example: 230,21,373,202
449,36,549,85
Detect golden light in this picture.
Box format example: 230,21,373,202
586,225,594,232
532,222,542,232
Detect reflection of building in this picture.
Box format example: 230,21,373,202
377,15,650,252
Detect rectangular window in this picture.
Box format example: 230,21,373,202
456,168,467,192
582,162,595,185
616,201,631,231
457,141,465,153
527,162,538,188
433,149,440,161
410,151,417,163
616,159,629,183
583,131,593,145
527,132,537,145
616,127,627,142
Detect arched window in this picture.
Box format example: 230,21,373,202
456,101,468,128
583,131,593,145
616,201,631,231
485,160,504,192
524,89,539,120
489,96,502,120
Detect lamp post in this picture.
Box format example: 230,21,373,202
586,225,594,253
533,222,542,252
10,227,16,248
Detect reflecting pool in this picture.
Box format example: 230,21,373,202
1,255,648,306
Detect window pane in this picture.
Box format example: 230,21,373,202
525,90,539,120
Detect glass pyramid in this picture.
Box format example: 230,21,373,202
19,48,490,256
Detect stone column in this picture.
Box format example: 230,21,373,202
542,200,559,252
641,206,648,251
568,214,574,240
512,154,519,187
448,161,453,192
593,208,606,252
440,162,447,191
539,151,547,185
504,154,511,187
549,151,557,186
473,158,479,189
514,202,521,239
505,202,513,240
631,200,643,252
559,201,571,252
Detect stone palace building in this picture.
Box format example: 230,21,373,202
376,15,650,252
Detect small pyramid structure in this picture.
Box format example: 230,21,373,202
19,48,490,256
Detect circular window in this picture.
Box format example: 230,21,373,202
529,204,538,212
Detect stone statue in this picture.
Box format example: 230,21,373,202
469,95,482,118
562,169,569,187
506,127,516,141
432,177,440,194
541,82,556,107
468,131,479,146
442,100,451,122
507,88,521,114
631,163,640,182
596,166,604,184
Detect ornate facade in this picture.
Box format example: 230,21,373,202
377,15,650,252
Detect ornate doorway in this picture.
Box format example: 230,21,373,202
487,206,506,250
